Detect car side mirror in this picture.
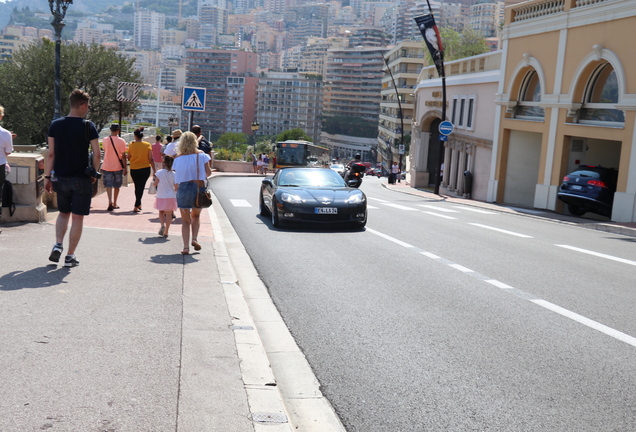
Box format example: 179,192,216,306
347,180,358,187
262,179,273,187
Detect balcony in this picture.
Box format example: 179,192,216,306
508,0,609,23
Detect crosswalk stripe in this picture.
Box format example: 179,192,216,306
230,199,252,207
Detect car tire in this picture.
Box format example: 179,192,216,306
568,204,587,216
271,197,281,228
259,191,269,216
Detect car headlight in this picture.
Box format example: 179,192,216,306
346,193,365,204
281,192,303,203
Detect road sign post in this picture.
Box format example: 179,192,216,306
439,121,454,136
182,86,206,131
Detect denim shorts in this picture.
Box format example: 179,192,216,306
102,170,123,188
176,181,204,209
53,177,93,215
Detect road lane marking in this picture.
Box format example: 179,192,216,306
555,244,636,267
367,205,381,209
366,228,415,248
469,223,533,238
230,199,252,207
422,211,457,220
531,300,636,347
383,203,418,211
367,227,636,348
452,206,498,214
368,197,390,203
449,264,474,273
418,205,460,213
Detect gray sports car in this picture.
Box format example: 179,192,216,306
259,167,367,228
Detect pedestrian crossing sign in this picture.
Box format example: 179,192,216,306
182,87,206,112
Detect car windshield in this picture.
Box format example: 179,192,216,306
278,169,346,187
330,164,344,170
570,169,601,179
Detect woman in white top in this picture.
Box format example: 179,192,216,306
172,132,212,255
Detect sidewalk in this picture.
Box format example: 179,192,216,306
384,180,636,238
0,178,299,432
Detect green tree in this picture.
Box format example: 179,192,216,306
216,132,248,152
426,27,489,64
322,116,377,138
276,128,312,142
0,40,141,145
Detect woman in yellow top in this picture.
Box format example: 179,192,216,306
127,127,155,212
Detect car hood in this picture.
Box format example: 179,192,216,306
278,187,364,203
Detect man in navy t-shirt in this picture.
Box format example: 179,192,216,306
44,89,101,268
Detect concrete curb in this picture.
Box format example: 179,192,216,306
208,189,347,432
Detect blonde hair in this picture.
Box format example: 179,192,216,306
177,131,198,155
0,105,4,116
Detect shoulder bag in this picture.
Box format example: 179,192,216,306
194,153,212,208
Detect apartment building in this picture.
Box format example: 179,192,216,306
134,9,165,50
379,41,426,172
256,71,323,143
469,1,505,38
184,49,258,136
323,47,388,121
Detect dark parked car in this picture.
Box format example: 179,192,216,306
259,167,367,228
557,165,617,217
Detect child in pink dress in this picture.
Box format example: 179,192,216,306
153,155,177,237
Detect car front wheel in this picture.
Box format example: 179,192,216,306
271,197,281,227
259,191,269,216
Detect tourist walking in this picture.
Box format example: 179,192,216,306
102,123,127,211
153,155,177,238
172,132,211,255
127,127,155,213
44,89,101,267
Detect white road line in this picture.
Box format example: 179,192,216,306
230,199,252,207
368,227,636,348
452,206,498,215
422,211,457,220
383,203,418,211
418,205,460,213
485,279,513,289
555,244,636,267
420,251,441,259
366,228,415,248
449,264,474,273
368,197,390,203
469,223,533,238
367,205,381,209
531,299,636,347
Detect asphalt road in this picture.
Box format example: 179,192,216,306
211,175,636,432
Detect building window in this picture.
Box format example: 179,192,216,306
514,70,544,119
451,95,476,130
579,63,624,125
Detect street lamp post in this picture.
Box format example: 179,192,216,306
383,57,405,176
251,120,260,134
49,0,73,120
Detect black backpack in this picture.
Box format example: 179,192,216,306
2,179,16,217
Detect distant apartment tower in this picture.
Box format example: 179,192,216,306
323,47,388,122
391,0,441,44
378,41,425,169
286,3,329,47
256,71,323,143
185,49,258,135
470,1,505,38
199,6,229,47
134,9,165,49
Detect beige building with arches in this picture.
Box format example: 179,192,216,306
490,0,636,222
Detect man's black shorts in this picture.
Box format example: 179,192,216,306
53,177,92,215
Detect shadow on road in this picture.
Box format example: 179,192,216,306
0,266,70,291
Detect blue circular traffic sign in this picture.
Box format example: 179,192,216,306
439,121,454,136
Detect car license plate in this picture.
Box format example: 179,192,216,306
316,207,337,214
570,185,583,190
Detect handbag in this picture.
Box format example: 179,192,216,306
194,153,212,208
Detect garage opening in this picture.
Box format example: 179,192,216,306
503,130,542,207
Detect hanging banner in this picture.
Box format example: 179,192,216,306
414,14,445,78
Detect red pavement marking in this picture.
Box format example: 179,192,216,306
85,182,214,240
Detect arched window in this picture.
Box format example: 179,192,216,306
579,63,624,124
515,70,545,119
